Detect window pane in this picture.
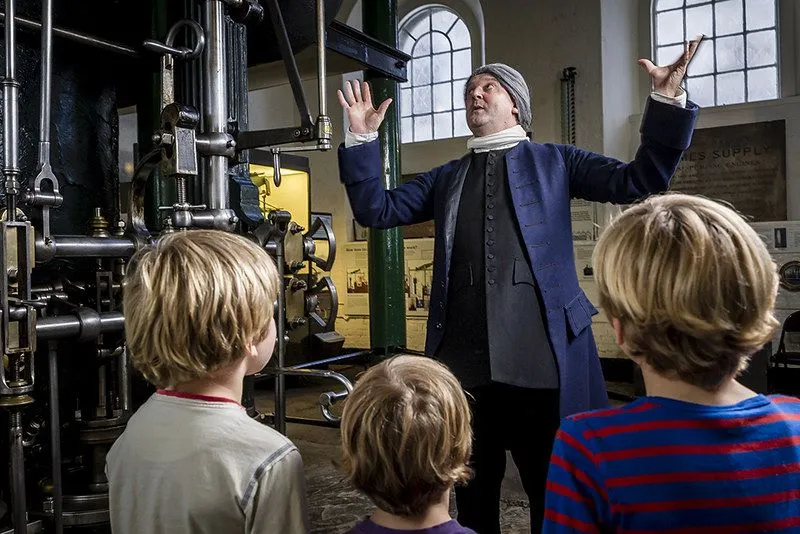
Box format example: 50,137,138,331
686,75,715,107
658,44,685,67
453,80,467,109
400,88,412,117
656,10,684,45
404,10,430,39
412,56,431,86
401,117,413,144
715,0,743,36
431,8,457,32
747,30,776,67
399,31,414,55
413,86,432,114
449,19,471,50
454,111,471,137
433,53,452,83
453,49,472,79
716,35,744,71
432,32,450,54
690,38,714,75
747,66,778,101
686,0,707,4
717,71,745,104
433,82,451,112
686,4,713,40
413,33,431,57
656,0,683,9
434,112,453,139
414,115,432,142
745,0,776,30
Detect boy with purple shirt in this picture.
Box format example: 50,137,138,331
340,356,477,534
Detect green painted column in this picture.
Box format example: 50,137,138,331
363,0,406,354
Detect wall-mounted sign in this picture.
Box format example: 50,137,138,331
671,120,786,222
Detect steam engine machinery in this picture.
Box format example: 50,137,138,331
0,0,409,531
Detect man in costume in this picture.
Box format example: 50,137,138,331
337,41,701,533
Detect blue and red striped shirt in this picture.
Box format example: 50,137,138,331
543,394,800,533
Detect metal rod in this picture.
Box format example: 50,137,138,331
3,0,20,222
288,350,371,370
38,0,52,152
316,0,327,118
274,237,287,435
202,0,229,210
118,347,130,413
36,312,125,340
0,12,139,58
9,409,27,534
47,341,63,534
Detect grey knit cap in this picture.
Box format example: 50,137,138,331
464,63,532,130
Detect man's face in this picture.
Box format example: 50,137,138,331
464,74,519,136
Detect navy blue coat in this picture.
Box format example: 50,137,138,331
338,97,698,417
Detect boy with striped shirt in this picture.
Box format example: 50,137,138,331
543,193,800,533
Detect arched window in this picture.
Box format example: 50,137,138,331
654,0,779,107
399,5,473,143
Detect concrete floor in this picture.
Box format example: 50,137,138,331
254,365,535,534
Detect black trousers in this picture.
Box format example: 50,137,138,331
455,383,560,534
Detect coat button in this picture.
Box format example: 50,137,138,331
488,253,495,259
487,226,494,233
488,279,496,285
439,302,444,309
487,240,495,246
488,203,494,209
436,322,443,329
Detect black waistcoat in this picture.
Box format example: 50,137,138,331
436,149,559,389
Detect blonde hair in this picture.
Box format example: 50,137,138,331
593,193,778,390
124,230,280,388
340,356,472,517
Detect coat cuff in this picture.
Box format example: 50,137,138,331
338,139,382,185
639,96,699,151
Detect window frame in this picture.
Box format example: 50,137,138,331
652,0,781,106
399,4,473,143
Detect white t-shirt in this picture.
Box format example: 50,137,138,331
106,391,309,534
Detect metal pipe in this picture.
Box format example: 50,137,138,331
36,312,125,341
274,236,287,435
37,236,137,260
48,342,63,534
0,12,139,58
202,0,229,210
9,410,27,534
3,0,20,221
316,0,327,118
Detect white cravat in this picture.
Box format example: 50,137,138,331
466,124,529,153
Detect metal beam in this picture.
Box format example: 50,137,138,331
326,19,409,82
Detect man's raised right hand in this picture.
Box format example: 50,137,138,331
337,80,393,135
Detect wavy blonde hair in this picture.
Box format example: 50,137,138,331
123,230,280,388
593,193,779,390
340,355,472,517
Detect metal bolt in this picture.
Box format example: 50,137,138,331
229,216,239,224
